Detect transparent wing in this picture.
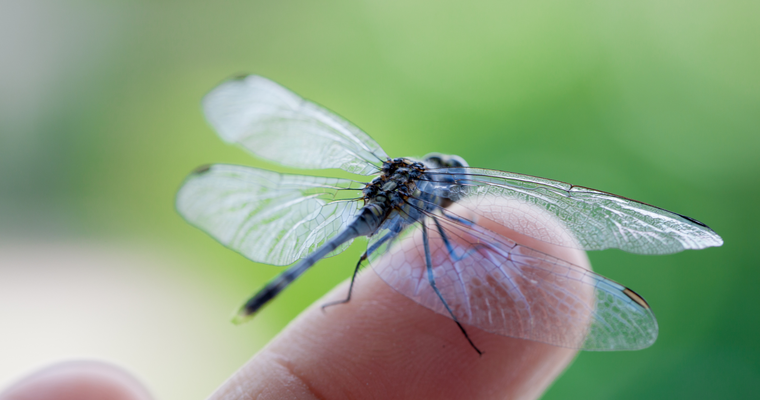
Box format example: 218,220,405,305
203,75,387,175
369,209,658,351
176,164,365,266
418,167,723,254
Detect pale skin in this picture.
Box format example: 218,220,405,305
0,199,589,400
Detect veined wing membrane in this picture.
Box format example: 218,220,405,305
370,205,658,350
420,168,723,254
203,75,387,175
176,164,364,266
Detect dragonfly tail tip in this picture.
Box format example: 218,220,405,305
231,306,257,325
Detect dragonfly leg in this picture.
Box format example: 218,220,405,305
440,209,475,226
432,216,487,262
320,252,367,311
321,230,396,310
422,221,483,356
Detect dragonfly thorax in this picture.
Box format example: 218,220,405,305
363,158,426,209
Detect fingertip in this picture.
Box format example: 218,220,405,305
212,197,588,400
215,272,579,400
0,360,152,400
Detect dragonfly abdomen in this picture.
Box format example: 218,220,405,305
234,199,396,322
234,226,361,322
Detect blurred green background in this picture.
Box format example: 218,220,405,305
1,0,757,398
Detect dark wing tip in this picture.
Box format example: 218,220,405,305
192,164,212,174
674,212,710,228
674,212,724,246
229,73,252,81
623,287,651,310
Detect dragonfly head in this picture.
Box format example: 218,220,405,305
422,153,469,169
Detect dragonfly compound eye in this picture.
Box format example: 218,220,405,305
422,152,445,167
446,154,469,168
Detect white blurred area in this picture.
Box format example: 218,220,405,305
0,3,271,398
0,241,270,399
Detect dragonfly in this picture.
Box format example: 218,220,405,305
176,75,723,354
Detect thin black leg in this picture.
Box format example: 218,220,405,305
432,216,488,262
321,252,366,310
440,208,475,226
321,231,395,310
422,221,483,356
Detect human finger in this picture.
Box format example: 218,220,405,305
210,197,590,400
0,360,152,400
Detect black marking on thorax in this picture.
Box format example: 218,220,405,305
363,158,426,211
